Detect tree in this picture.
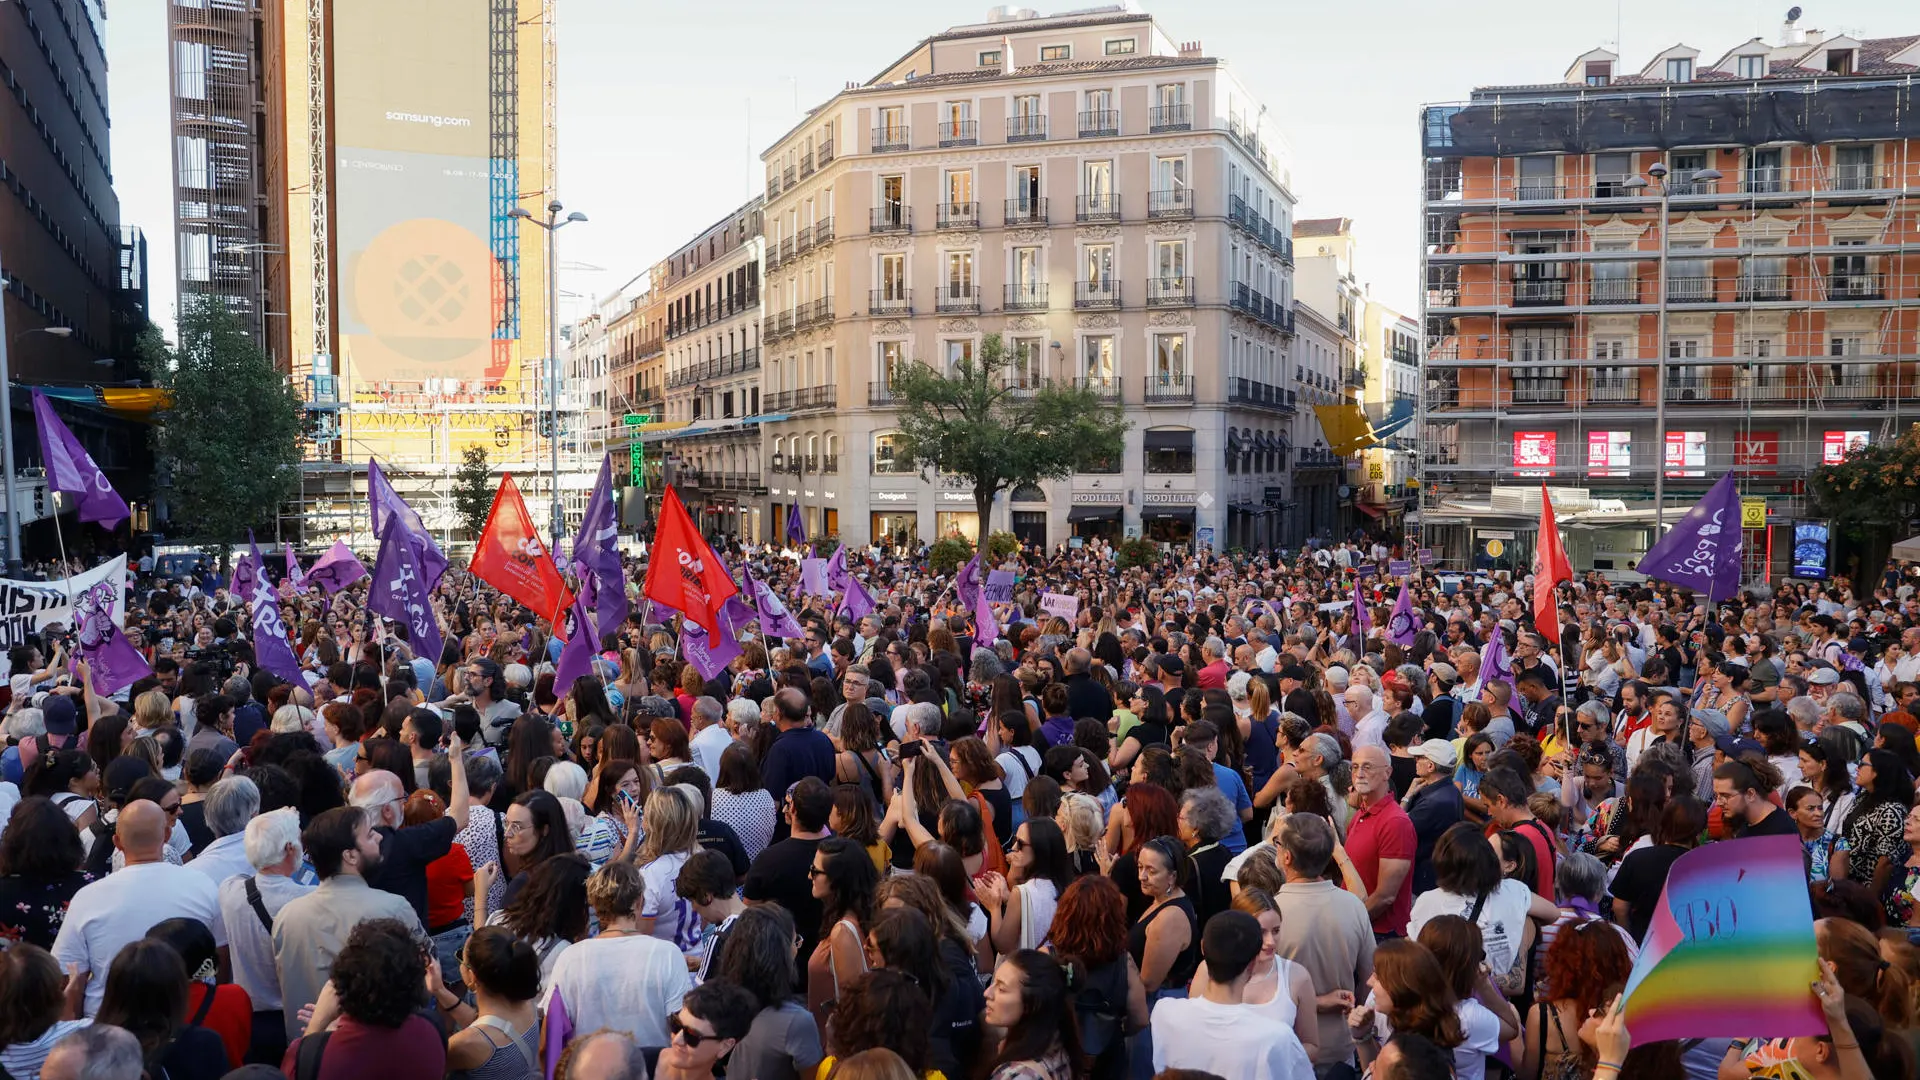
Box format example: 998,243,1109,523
1810,426,1920,530
147,296,303,553
453,445,493,539
890,333,1128,530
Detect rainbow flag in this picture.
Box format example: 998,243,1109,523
1619,833,1825,1045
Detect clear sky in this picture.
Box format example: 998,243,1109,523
107,0,1908,339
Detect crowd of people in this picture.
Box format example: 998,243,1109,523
1,533,1918,1080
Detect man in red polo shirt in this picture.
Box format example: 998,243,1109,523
1195,637,1232,691
1481,766,1555,898
1341,745,1415,939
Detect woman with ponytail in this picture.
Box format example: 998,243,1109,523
437,925,543,1080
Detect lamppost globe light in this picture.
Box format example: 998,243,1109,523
565,212,588,224
44,327,73,338
509,208,533,221
1695,168,1724,181
1623,177,1649,190
548,200,563,214
1647,161,1669,179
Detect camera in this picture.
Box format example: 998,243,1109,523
185,642,239,681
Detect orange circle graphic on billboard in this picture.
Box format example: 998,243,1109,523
352,218,494,370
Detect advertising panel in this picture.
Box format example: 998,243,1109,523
1586,430,1631,477
1663,431,1706,478
1823,430,1870,465
333,0,499,387
1735,431,1779,476
1513,431,1556,477
1792,522,1831,580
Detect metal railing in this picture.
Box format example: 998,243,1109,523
872,457,915,475
1149,104,1191,131
868,289,912,316
1511,277,1569,306
872,125,909,153
1147,276,1194,306
868,381,899,406
1075,376,1122,401
768,385,838,412
794,229,813,255
1589,277,1641,304
1148,188,1194,218
1007,114,1047,142
1074,280,1122,310
800,153,815,178
822,454,840,475
937,201,979,229
1228,378,1296,411
1735,273,1792,302
1004,197,1048,225
1078,109,1119,137
938,119,978,147
813,217,834,245
935,286,981,314
783,166,795,187
1076,193,1120,222
818,136,834,164
1586,375,1640,402
1666,276,1715,302
870,206,911,233
1144,375,1195,403
1828,272,1885,300
1004,282,1049,311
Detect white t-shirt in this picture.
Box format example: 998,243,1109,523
639,851,696,953
1150,996,1314,1080
1367,994,1501,1080
997,746,1041,799
547,934,689,1048
1407,879,1533,977
52,862,226,1015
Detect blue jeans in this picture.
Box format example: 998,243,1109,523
430,923,472,990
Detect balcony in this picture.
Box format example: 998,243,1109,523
1736,273,1792,302
873,457,915,476
938,119,978,147
1004,282,1049,311
1511,276,1569,306
783,166,795,188
1667,277,1714,302
1829,272,1885,300
1228,378,1296,412
1587,375,1640,402
1149,103,1191,132
1589,276,1641,305
813,217,834,246
799,296,835,331
1074,280,1122,310
1147,188,1194,219
819,136,834,164
869,381,899,407
935,285,981,314
870,206,912,233
770,386,838,413
779,237,795,263
767,173,780,198
869,289,912,316
1007,114,1047,142
872,125,909,153
1144,374,1195,403
1078,109,1120,137
765,245,782,273
800,153,815,178
1076,193,1120,222
1005,377,1049,397
1004,197,1048,225
937,201,980,230
1147,276,1195,307
712,472,766,493
1075,376,1122,402
794,229,813,256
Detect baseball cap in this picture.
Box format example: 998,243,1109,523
1809,668,1841,686
1715,736,1765,758
41,693,79,736
1408,740,1458,768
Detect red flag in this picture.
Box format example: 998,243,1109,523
643,486,738,633
1533,484,1573,645
469,474,576,638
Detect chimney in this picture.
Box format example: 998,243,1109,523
1178,40,1203,58
1780,6,1805,45
1003,35,1015,75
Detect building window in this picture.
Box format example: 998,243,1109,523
1040,44,1070,62
1104,38,1135,55
1665,56,1693,82
1737,54,1766,79
874,433,909,474
1152,334,1186,379
1010,338,1044,388
977,49,1001,67
877,341,904,386
1584,60,1612,85
1144,429,1195,474
1082,336,1115,380
945,339,974,373
878,254,907,300
1827,49,1856,75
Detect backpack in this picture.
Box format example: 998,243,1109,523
82,815,117,877
1066,957,1129,1060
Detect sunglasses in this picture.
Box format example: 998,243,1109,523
668,1014,719,1048
1010,838,1030,852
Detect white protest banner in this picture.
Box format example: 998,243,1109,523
1039,591,1081,621
0,555,129,650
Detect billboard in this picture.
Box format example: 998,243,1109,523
1792,522,1831,580
1513,431,1556,477
333,0,500,387
1823,430,1870,464
1735,431,1779,476
1663,431,1706,478
1586,430,1631,477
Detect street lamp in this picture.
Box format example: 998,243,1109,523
511,201,588,545
1624,160,1721,531
0,315,74,574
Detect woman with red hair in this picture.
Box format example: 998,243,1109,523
1041,875,1147,1080
1103,782,1178,922
1514,916,1635,1080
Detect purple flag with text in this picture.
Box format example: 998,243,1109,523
682,618,743,682
785,504,808,549
307,541,369,595
369,459,449,587
799,557,829,598
71,560,148,694
370,522,445,667
1636,471,1745,603
553,590,599,692
231,551,258,607
247,532,307,685
956,553,999,646
1481,626,1513,688
746,565,805,641
30,391,130,530
1387,581,1419,647
1351,578,1371,635
826,545,875,621
284,546,306,590
571,456,628,632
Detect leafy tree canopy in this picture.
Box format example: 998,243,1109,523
1810,425,1920,530
453,445,493,540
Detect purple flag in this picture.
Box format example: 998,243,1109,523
571,456,629,632
1635,471,1745,604
1351,578,1371,635
284,546,306,590
826,546,875,621
956,553,999,645
370,522,445,667
29,391,130,530
307,541,368,595
542,986,573,1080
682,618,743,681
230,551,258,606
785,504,808,548
247,532,307,686
369,459,449,587
799,557,829,598
1387,580,1419,647
71,562,149,694
553,591,599,692
1481,627,1513,688
746,565,805,641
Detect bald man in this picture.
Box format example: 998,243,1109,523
348,733,469,926
567,1031,649,1080
53,799,226,1015
1343,745,1415,939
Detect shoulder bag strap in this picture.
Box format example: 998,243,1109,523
491,806,504,863
1468,889,1490,924
188,983,218,1027
854,749,885,798
1010,747,1037,781
244,876,275,933
295,1030,332,1080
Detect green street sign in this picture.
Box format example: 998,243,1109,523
622,412,651,427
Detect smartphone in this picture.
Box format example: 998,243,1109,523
898,740,925,760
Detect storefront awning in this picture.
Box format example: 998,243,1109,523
1067,505,1122,522
1141,506,1196,521
1354,503,1386,519
1143,429,1195,451
1230,501,1271,515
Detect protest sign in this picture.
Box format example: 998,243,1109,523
1038,592,1080,620
0,556,129,650
1389,559,1412,576
985,570,1015,604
